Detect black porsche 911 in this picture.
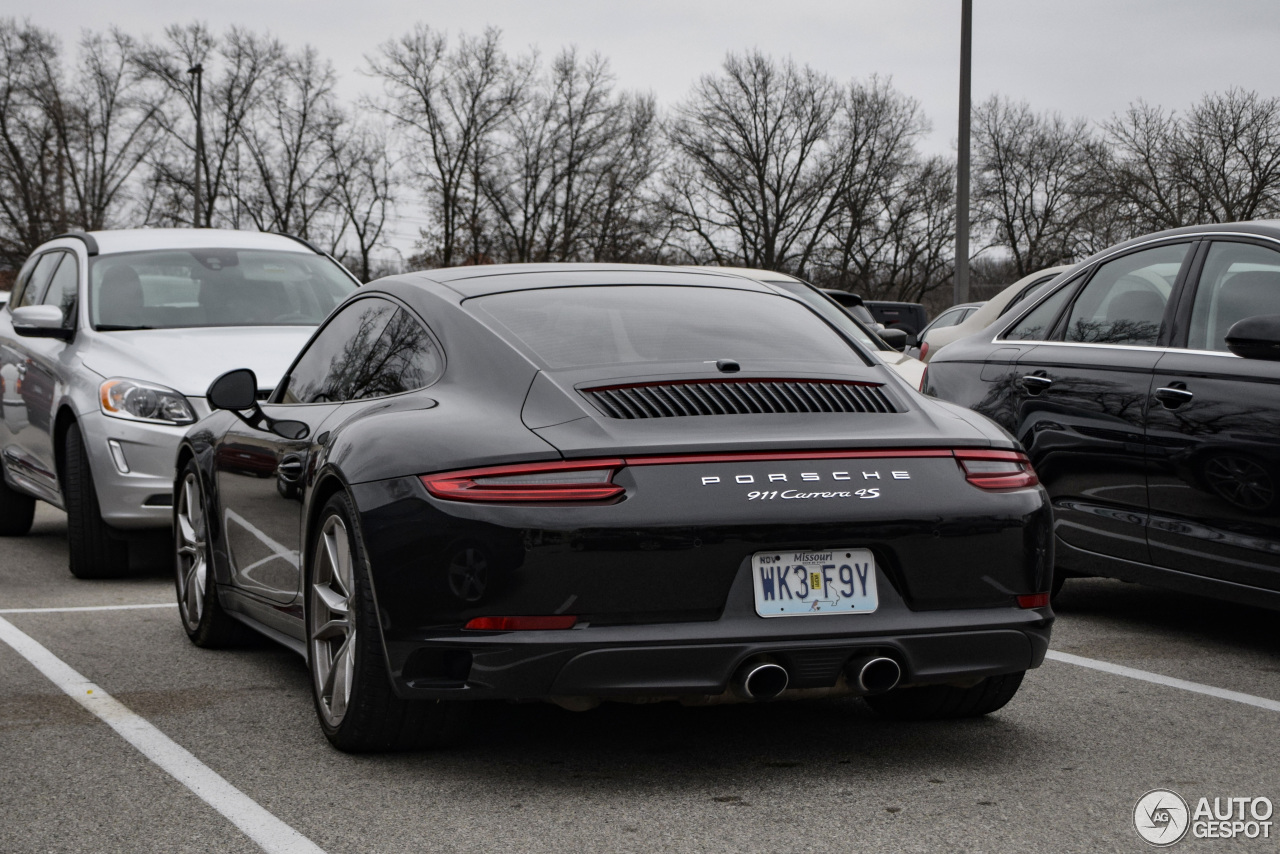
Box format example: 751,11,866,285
174,264,1053,752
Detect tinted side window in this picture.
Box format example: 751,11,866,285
281,299,398,403
997,274,1060,318
41,254,79,328
1062,243,1190,346
1003,280,1078,341
353,308,442,398
1187,241,1280,351
16,252,62,309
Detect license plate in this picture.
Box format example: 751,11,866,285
751,548,878,617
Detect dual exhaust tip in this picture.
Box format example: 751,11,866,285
732,654,902,701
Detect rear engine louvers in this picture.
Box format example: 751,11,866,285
583,379,898,419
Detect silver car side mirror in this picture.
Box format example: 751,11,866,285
12,305,73,340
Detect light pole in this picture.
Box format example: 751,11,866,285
954,0,972,305
186,63,203,229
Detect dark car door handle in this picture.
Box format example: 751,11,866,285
1020,374,1053,394
277,455,304,482
1155,386,1194,408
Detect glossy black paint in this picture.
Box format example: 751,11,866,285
925,223,1280,609
183,264,1054,702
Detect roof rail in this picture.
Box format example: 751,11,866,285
271,232,323,255
50,231,99,256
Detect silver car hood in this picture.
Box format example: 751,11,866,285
81,326,317,396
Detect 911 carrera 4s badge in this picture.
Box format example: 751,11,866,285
751,548,879,616
747,488,879,500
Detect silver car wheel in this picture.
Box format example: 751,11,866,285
175,471,208,631
310,514,356,728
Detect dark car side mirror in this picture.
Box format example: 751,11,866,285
207,369,309,440
1225,315,1280,361
878,327,910,352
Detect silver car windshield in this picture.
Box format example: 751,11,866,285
89,248,358,331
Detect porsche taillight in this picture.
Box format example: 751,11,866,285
955,449,1038,490
420,459,625,503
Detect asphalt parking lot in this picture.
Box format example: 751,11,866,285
2,504,1278,853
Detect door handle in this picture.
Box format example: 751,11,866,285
1020,374,1053,394
277,454,304,482
1154,385,1194,409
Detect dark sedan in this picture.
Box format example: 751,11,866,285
175,264,1053,751
925,222,1280,610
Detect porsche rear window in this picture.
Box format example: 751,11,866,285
473,286,857,370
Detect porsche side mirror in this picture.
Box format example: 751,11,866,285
1225,315,1280,361
207,369,310,440
12,305,73,340
207,368,259,411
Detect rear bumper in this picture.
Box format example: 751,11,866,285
383,563,1052,701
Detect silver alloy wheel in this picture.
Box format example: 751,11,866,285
310,514,356,728
175,471,208,632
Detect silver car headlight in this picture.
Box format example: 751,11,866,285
99,378,196,425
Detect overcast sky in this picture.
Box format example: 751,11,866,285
27,0,1280,250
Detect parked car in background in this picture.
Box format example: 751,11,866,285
678,269,927,388
908,301,983,358
0,229,360,577
919,267,1070,362
865,300,928,344
924,223,1280,609
177,262,1052,751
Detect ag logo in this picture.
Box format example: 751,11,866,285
1134,789,1190,846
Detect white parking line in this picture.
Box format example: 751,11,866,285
0,616,326,854
1047,650,1280,713
0,603,177,614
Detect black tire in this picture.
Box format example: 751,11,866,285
864,671,1026,721
0,473,35,536
63,421,129,579
174,458,255,647
307,491,468,752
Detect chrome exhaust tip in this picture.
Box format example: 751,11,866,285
732,660,789,701
850,656,902,695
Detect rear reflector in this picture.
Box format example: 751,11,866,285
422,459,624,503
464,616,578,631
955,449,1039,490
919,341,930,361
1017,593,1050,609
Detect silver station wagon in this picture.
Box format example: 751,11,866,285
0,229,359,577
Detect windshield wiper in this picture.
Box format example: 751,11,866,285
95,324,154,331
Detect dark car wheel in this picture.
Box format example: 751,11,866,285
64,421,129,579
175,459,253,647
0,473,35,536
864,671,1025,721
307,492,467,752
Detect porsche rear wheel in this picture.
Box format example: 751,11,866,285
307,492,467,752
864,671,1025,721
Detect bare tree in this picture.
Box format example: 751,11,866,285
0,20,64,267
133,24,283,228
665,50,842,273
328,123,396,280
972,96,1101,276
234,44,341,238
368,25,527,266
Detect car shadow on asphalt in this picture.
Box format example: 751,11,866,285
1053,577,1280,656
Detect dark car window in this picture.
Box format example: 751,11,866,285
997,274,1060,319
40,253,78,328
1003,279,1078,341
281,298,398,403
7,252,41,310
15,252,63,309
89,248,357,331
1062,243,1189,346
1187,241,1280,351
474,286,858,370
765,280,883,354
